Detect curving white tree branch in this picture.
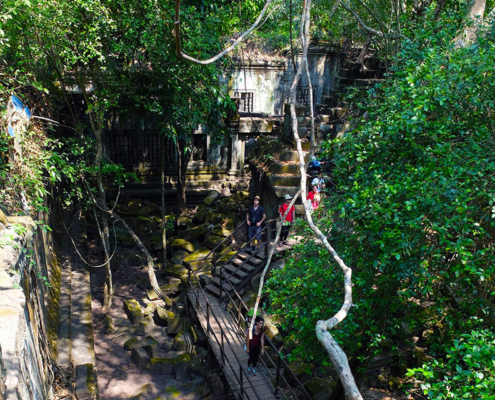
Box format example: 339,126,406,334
174,0,274,65
289,1,363,398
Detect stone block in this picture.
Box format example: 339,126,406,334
182,248,212,270
205,372,226,398
175,363,192,383
124,299,144,325
193,205,208,224
154,306,175,326
155,385,182,399
135,335,159,357
150,351,191,375
286,361,315,384
204,211,223,224
171,250,188,265
163,263,189,279
210,228,231,238
167,318,191,335
131,346,151,369
144,302,157,317
190,326,207,347
176,216,192,227
148,358,175,375
173,331,194,353
75,364,97,400
138,314,155,335
188,385,211,400
171,239,195,254
124,337,139,351
304,376,336,400
128,383,155,400
201,234,229,251
146,288,159,301
179,224,209,242
203,190,221,206
159,280,181,296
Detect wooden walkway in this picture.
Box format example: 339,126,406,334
188,289,278,400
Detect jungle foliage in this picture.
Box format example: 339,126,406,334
267,5,495,398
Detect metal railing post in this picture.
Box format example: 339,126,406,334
219,271,223,306
237,301,242,331
274,353,282,395
206,303,210,337
221,329,225,365
213,252,217,277
240,364,244,399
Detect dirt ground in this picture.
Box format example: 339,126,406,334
89,241,175,400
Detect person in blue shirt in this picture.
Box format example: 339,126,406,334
308,153,323,174
246,195,266,251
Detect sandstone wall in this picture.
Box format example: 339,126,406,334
0,209,61,400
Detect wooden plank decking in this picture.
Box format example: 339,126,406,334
188,289,278,400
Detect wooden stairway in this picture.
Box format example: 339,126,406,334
205,248,267,298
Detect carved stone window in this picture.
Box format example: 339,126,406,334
233,91,254,113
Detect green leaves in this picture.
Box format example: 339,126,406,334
408,330,495,399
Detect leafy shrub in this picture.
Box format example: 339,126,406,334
407,329,495,399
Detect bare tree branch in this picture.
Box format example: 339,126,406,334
289,1,363,398
247,190,301,340
174,0,274,65
82,177,171,304
340,0,406,39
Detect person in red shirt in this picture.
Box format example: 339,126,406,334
307,185,321,210
279,193,295,246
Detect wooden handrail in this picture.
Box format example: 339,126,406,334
220,262,314,400
187,268,264,399
187,218,312,400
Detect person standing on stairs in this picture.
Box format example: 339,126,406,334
307,184,321,210
279,194,295,246
308,152,324,175
246,316,265,376
246,195,266,251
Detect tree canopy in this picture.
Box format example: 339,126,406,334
267,3,495,398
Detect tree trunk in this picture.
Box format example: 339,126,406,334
356,36,372,71
289,1,363,398
176,135,189,214
94,127,113,310
161,135,167,267
75,66,113,310
84,189,172,305
454,0,486,47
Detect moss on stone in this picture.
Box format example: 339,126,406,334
171,238,195,253
124,337,139,351
124,299,144,325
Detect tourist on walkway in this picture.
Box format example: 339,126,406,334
246,195,266,251
246,316,265,376
311,173,325,193
279,194,295,246
307,185,321,210
308,153,323,175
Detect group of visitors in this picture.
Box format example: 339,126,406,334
307,153,325,210
246,194,295,249
241,153,326,376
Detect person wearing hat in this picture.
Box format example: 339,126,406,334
278,193,295,246
246,195,266,251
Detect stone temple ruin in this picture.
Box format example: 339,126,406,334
96,44,383,210
0,44,384,400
